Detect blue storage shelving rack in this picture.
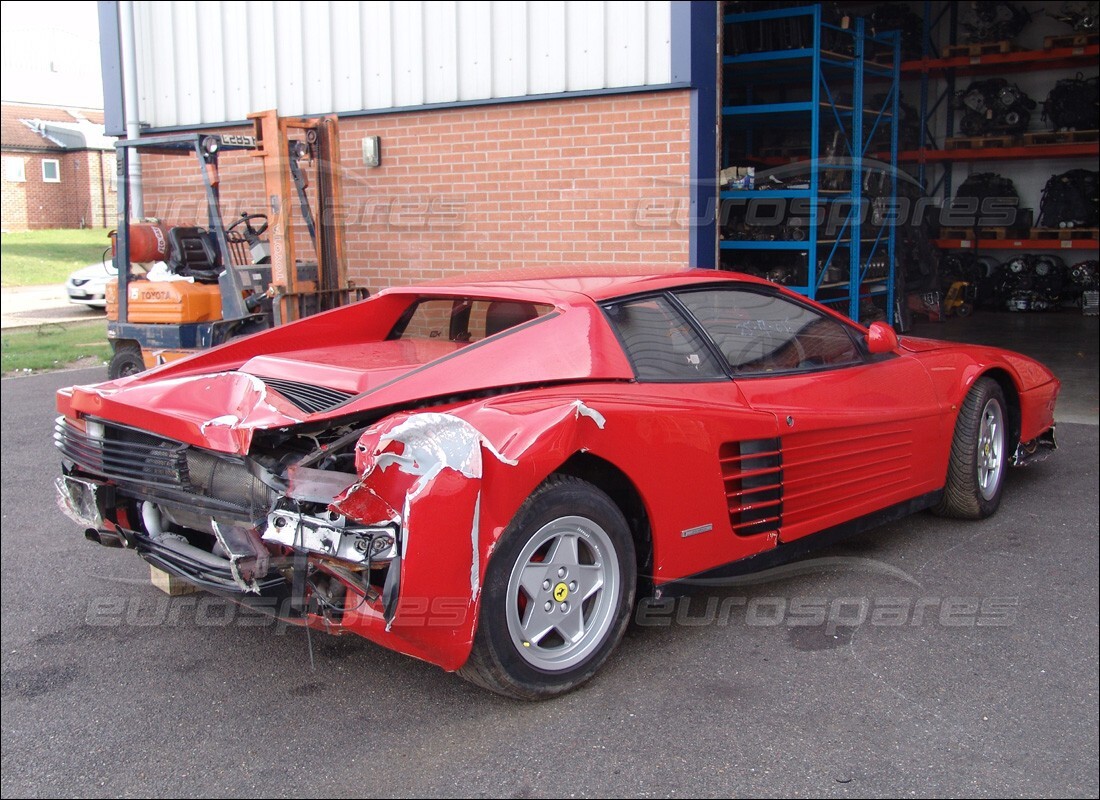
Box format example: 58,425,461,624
719,4,901,324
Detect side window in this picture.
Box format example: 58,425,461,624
604,296,724,381
676,288,864,375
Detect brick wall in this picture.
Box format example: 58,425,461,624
1,155,28,230
85,150,118,229
1,150,116,230
138,90,693,290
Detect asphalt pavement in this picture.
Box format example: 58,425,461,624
2,367,1097,798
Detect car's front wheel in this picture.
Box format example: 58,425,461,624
459,475,636,700
934,376,1009,519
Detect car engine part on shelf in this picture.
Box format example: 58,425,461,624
950,173,1021,228
1042,74,1100,131
762,266,798,285
955,78,1037,136
1069,259,1100,289
1033,255,1068,300
1047,1,1100,31
961,1,1033,43
861,4,924,59
1038,169,1100,229
863,257,891,281
1067,259,1100,314
995,254,1068,311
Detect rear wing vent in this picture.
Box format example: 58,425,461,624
259,377,354,414
719,438,783,537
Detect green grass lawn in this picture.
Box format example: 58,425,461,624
1,228,113,287
1,320,111,374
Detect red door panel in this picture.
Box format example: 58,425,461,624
736,356,945,541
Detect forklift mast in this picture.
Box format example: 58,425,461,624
248,110,353,324
107,110,364,378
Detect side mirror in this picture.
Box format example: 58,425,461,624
866,321,899,354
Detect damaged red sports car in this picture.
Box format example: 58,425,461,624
55,269,1059,699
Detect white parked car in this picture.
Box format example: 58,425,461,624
65,261,115,308
66,260,172,308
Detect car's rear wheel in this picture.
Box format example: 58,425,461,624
108,343,145,380
459,475,636,700
934,377,1008,519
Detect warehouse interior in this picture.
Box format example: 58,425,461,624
715,0,1097,418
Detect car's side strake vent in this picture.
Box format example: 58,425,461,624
55,418,189,488
719,437,783,537
259,376,354,414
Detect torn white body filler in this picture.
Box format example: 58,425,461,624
321,402,607,651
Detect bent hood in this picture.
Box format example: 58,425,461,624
58,296,633,454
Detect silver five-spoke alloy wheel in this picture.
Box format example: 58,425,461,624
977,397,1005,500
506,515,621,671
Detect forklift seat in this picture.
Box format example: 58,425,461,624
167,227,221,283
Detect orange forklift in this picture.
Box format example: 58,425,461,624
106,109,365,378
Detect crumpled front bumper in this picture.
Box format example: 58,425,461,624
1011,426,1057,466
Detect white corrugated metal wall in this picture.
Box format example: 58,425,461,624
132,0,673,129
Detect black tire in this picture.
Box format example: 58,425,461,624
108,343,145,379
458,475,636,700
933,377,1009,519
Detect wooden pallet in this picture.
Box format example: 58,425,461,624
939,227,974,240
945,134,1020,150
1023,129,1100,146
1043,32,1099,50
1030,227,1100,241
944,40,1017,58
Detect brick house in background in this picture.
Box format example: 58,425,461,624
1,102,116,231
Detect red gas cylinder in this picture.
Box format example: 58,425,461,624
110,223,169,263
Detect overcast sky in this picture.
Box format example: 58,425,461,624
0,0,103,108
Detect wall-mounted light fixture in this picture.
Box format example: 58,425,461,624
362,136,381,168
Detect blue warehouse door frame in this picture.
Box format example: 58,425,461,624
672,1,719,269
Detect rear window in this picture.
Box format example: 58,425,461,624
603,296,724,381
388,298,553,345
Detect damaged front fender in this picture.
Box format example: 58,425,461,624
325,402,610,671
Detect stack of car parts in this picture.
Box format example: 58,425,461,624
1047,1,1099,31
1042,74,1100,132
961,1,1033,43
996,254,1068,312
950,173,1023,231
1038,170,1100,229
955,78,1037,136
1069,259,1099,315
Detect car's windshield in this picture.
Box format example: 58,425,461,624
387,297,553,345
